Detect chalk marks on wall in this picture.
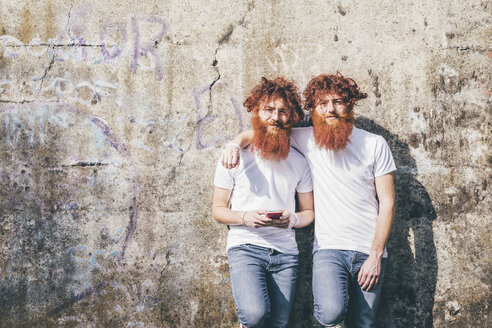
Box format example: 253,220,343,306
192,82,245,149
0,76,118,104
57,277,158,327
130,17,168,81
0,102,141,316
0,15,168,81
265,43,326,82
0,101,190,156
58,316,148,328
1,83,244,152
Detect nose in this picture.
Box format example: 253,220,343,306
271,110,279,121
326,101,336,113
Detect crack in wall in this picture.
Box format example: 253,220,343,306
0,99,37,104
0,43,104,48
207,1,255,111
67,2,74,40
162,143,191,186
446,46,490,52
217,0,254,46
61,162,109,168
36,57,55,95
159,249,172,276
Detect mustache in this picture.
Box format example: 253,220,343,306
318,114,351,121
265,121,291,129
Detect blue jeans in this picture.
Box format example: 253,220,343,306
227,244,299,328
313,249,387,328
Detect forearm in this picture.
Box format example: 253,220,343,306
293,209,314,228
369,204,395,258
212,206,244,226
231,130,253,148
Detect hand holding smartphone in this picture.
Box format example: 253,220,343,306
266,210,283,220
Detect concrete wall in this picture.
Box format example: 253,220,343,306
0,0,490,327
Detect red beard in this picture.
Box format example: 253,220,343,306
312,110,354,151
251,114,291,161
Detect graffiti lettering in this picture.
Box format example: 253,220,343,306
192,82,245,149
0,15,168,80
130,17,168,80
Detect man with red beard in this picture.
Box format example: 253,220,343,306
222,73,396,328
212,77,314,328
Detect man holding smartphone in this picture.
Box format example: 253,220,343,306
212,77,314,328
222,73,396,328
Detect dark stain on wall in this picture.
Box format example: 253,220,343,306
0,134,80,326
355,117,438,328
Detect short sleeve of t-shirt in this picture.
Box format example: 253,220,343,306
213,159,235,190
296,160,313,193
289,127,312,154
373,136,397,177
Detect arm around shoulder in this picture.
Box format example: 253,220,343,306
221,130,254,169
234,130,254,148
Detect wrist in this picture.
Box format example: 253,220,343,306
290,212,298,229
241,211,247,225
227,142,241,150
370,248,384,259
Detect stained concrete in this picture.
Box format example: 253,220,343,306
0,0,490,327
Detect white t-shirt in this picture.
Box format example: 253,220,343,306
214,146,313,255
290,126,396,257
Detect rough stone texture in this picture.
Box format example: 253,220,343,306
0,0,490,327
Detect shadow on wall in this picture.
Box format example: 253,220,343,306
290,116,438,328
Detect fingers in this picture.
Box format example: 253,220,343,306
220,148,231,168
256,214,271,225
221,145,241,169
363,275,377,291
268,217,290,228
358,269,379,291
358,270,368,289
374,276,380,288
357,256,382,291
263,210,291,229
220,150,226,167
230,150,239,168
225,151,235,169
244,210,271,228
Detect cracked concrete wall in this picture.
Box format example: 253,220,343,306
0,0,490,327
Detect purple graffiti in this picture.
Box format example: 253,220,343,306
192,83,245,149
193,85,220,149
100,22,128,60
90,117,138,264
70,37,89,62
2,14,168,81
230,95,245,132
130,17,168,81
0,103,140,313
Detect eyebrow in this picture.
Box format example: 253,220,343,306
265,106,286,110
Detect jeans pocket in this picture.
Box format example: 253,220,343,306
353,251,369,273
227,244,256,270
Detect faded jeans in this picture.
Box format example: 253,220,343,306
227,244,298,328
313,249,387,328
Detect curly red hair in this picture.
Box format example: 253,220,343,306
244,77,304,123
303,72,367,112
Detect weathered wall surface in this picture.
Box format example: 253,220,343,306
0,0,490,327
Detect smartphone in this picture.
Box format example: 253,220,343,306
266,211,283,219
